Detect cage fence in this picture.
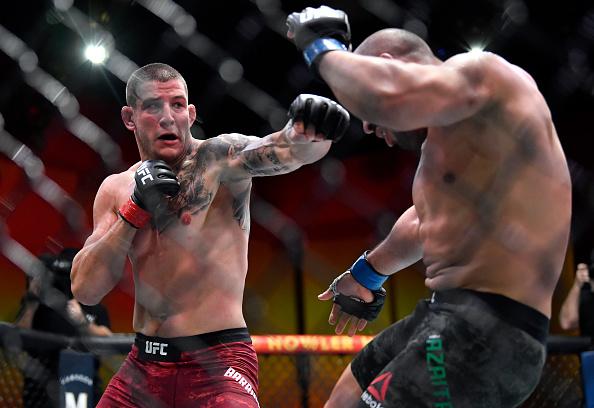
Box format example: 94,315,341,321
0,326,589,408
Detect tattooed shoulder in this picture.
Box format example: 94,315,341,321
208,133,252,160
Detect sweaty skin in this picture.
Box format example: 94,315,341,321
320,50,570,321
71,79,331,337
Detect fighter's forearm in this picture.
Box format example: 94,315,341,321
367,206,423,276
71,219,135,305
283,138,332,166
243,129,331,175
270,127,332,163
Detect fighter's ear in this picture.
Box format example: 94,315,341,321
121,106,136,131
188,104,197,126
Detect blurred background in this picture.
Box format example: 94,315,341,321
1,0,593,337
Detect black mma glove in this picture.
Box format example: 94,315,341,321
329,251,390,321
288,94,350,142
132,160,180,211
333,286,386,321
286,6,351,70
118,160,180,228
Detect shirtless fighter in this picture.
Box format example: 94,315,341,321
70,63,349,407
287,6,571,408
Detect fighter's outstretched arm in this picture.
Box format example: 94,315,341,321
71,175,135,305
220,126,330,181
318,52,490,130
221,94,349,181
286,6,492,131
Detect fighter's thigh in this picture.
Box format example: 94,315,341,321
356,331,453,408
98,356,172,408
351,307,423,390
176,364,260,408
354,304,466,408
357,314,527,408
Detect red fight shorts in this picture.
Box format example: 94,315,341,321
97,328,260,408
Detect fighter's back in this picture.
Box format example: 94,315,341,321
414,52,571,316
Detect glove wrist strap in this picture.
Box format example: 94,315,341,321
118,198,151,229
350,251,389,291
303,38,348,67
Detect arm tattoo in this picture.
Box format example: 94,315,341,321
242,147,289,176
219,133,291,176
232,186,251,231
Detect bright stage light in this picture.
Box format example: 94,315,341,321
84,44,107,64
465,39,488,54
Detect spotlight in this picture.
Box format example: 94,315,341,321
466,41,487,54
469,44,485,53
84,44,107,64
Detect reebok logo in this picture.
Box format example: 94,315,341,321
145,341,168,356
361,390,384,408
368,372,392,401
224,367,260,407
361,372,391,408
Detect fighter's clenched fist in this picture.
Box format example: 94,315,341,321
288,94,350,143
119,160,180,228
286,6,351,69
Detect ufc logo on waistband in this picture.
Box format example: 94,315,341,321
136,167,154,185
145,341,168,356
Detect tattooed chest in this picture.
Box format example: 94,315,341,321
171,167,214,214
152,161,214,228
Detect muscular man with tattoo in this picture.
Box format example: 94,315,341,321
70,63,349,407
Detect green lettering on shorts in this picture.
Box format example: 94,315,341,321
425,334,453,407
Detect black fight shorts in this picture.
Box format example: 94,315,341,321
351,288,549,408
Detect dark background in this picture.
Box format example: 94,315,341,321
0,0,593,333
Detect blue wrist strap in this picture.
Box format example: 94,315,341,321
349,251,389,291
303,38,348,67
